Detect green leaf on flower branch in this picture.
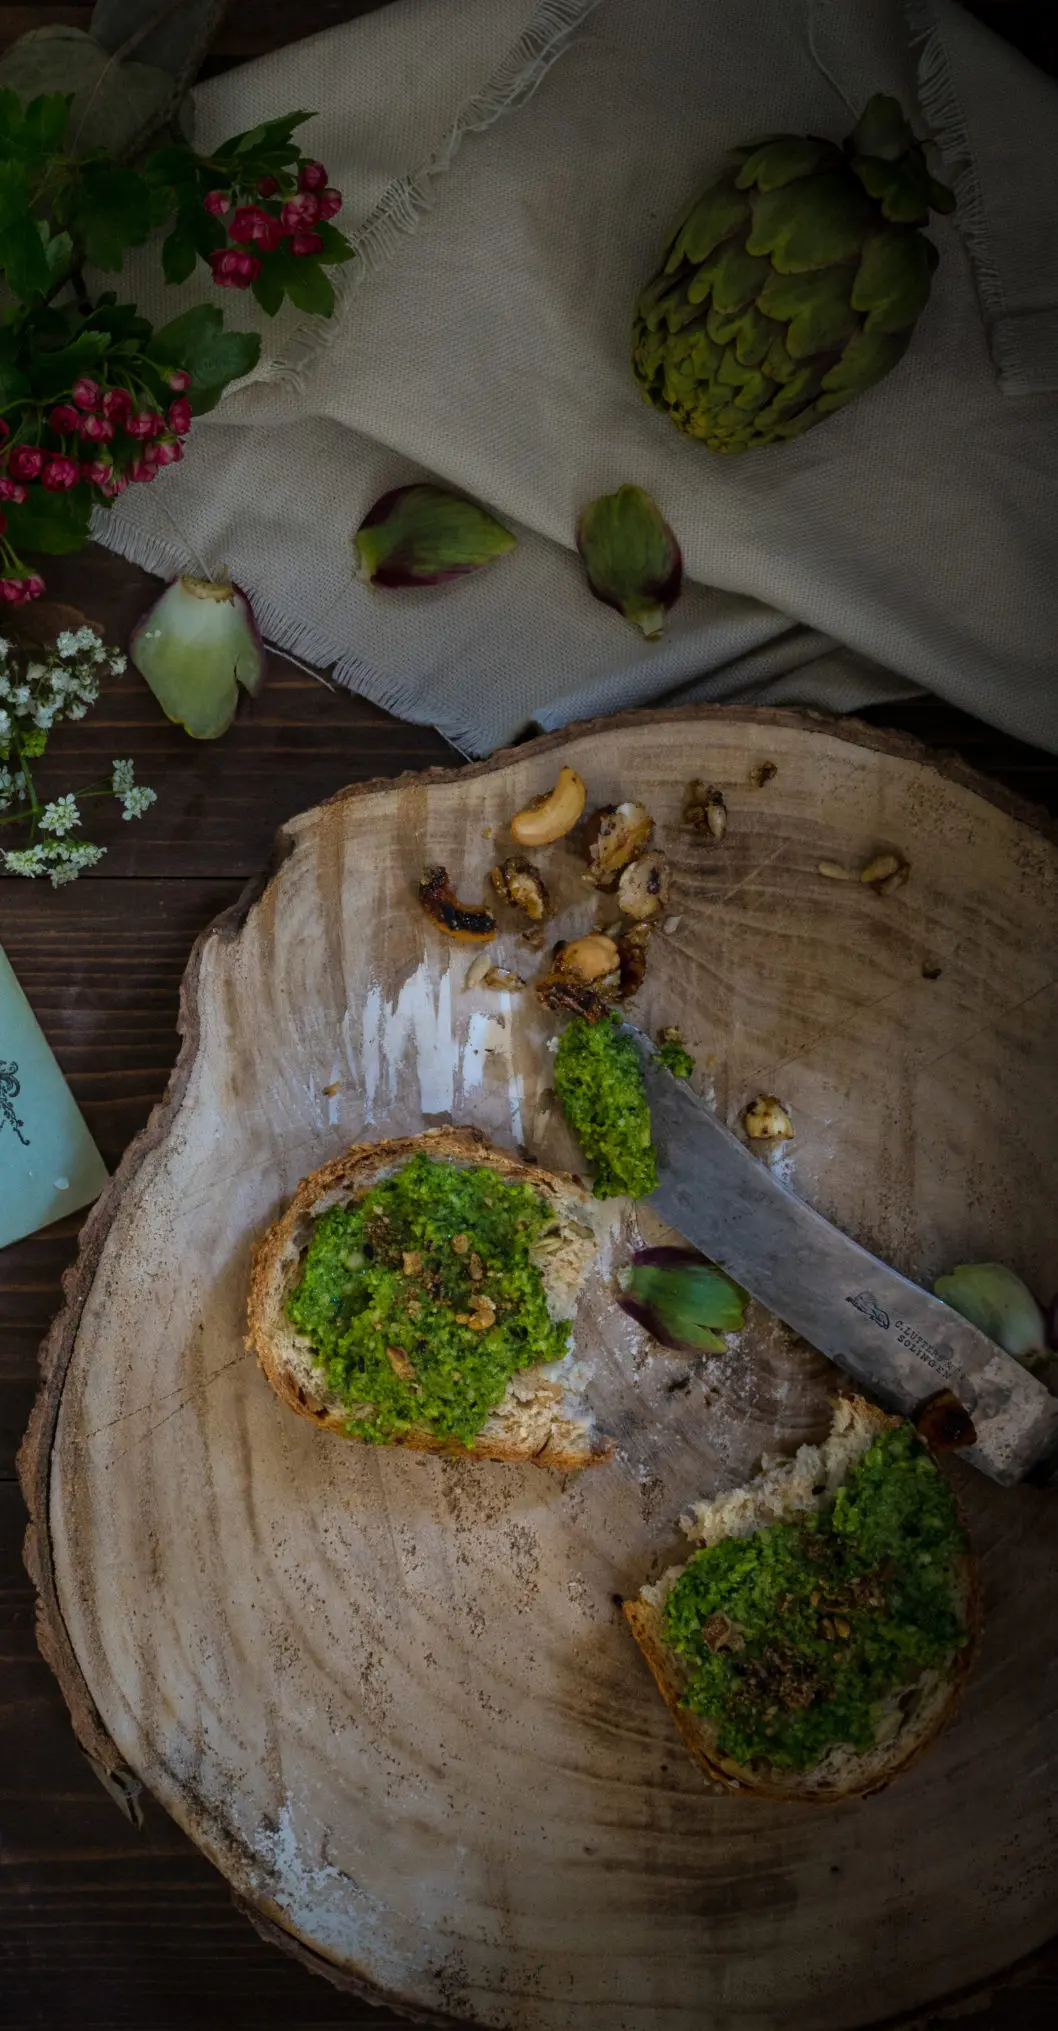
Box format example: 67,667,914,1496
70,161,153,271
148,304,261,412
3,484,93,555
0,162,51,299
28,329,109,398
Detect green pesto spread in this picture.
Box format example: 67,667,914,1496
286,1154,570,1446
655,1034,694,1079
553,1015,658,1200
662,1426,969,1772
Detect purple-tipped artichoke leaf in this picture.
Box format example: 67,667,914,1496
354,484,517,588
576,484,682,639
617,1248,746,1351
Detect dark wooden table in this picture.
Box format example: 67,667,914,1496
3,4,1058,2029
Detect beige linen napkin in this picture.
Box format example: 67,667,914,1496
95,0,1058,756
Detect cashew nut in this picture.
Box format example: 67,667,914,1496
554,933,621,983
510,766,587,846
743,1095,794,1142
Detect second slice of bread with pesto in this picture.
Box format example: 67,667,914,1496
249,1126,612,1469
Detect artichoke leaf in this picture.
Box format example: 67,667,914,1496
746,173,874,273
852,227,933,333
735,135,834,192
667,179,749,269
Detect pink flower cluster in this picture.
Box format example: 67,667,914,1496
204,158,342,289
0,367,194,603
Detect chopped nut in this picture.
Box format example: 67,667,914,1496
743,1094,794,1142
750,761,777,788
510,766,586,845
406,1299,422,1319
833,1618,851,1640
535,973,611,1023
464,951,494,990
616,849,670,921
468,1251,484,1283
701,1612,745,1654
583,801,655,887
419,865,496,942
481,966,525,990
861,852,910,891
553,932,621,985
401,1250,422,1276
466,1294,497,1332
820,1617,836,1641
385,1345,417,1384
616,921,652,999
662,914,682,935
521,924,547,950
818,859,854,882
452,1233,469,1255
322,1080,341,1097
683,780,726,839
491,855,550,922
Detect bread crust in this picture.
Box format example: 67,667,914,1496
248,1126,612,1470
624,1400,981,1802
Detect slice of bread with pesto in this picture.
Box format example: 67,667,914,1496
249,1126,612,1469
625,1396,979,1802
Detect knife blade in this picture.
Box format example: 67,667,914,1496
626,1030,1058,1487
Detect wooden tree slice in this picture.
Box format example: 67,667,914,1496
20,707,1058,2031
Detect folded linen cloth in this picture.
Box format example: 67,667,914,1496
96,0,1058,757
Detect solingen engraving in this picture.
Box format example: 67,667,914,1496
0,1060,30,1146
848,1289,953,1377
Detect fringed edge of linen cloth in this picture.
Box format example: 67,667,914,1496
93,508,485,756
250,0,605,390
904,0,1037,396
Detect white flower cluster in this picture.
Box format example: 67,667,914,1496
0,633,156,886
3,839,106,887
0,625,121,757
109,759,158,822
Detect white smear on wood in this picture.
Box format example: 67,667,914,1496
253,1799,401,1975
360,983,383,1124
380,959,456,1117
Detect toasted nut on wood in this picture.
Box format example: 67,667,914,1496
616,921,651,999
535,973,610,1023
481,967,525,990
419,866,497,942
617,849,670,920
510,766,586,846
743,1094,794,1142
683,780,727,839
861,852,910,892
554,933,621,983
818,860,854,881
491,855,550,921
583,801,655,887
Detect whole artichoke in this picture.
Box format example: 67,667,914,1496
633,95,954,451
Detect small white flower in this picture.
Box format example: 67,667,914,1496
0,708,11,742
121,784,157,821
109,653,127,675
60,840,104,872
3,846,47,877
40,793,81,837
56,632,78,658
111,757,135,794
